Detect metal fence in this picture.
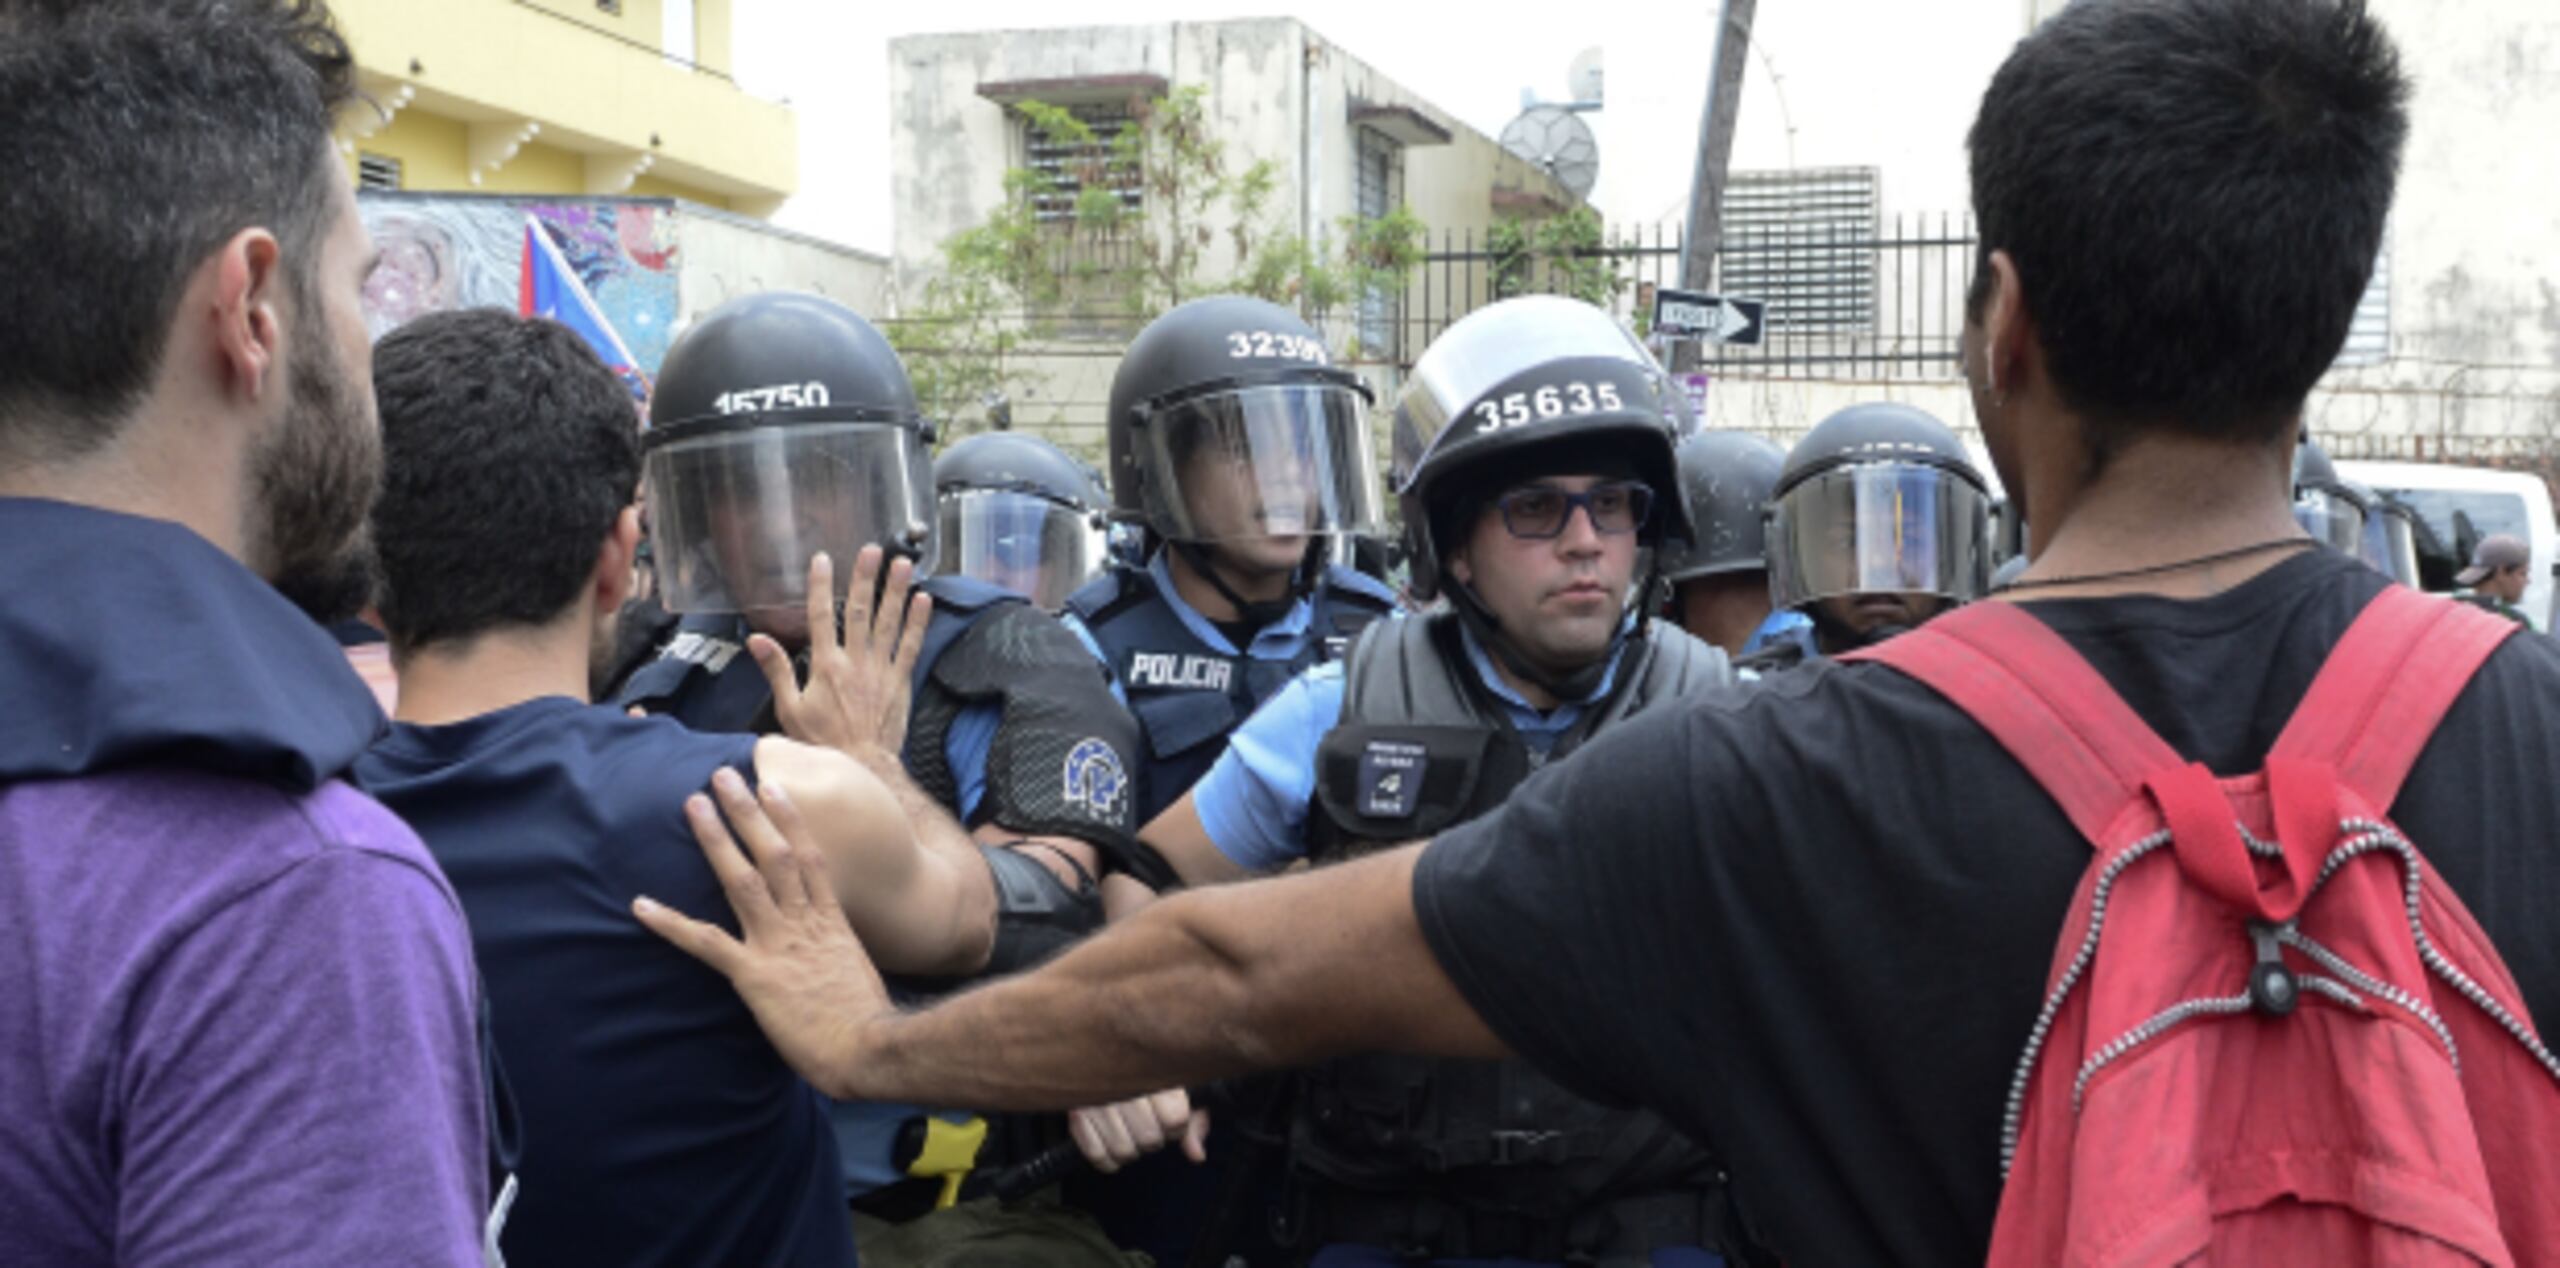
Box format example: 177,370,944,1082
1401,212,1980,381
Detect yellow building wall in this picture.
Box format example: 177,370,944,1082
333,0,792,206
696,0,734,76
628,173,731,210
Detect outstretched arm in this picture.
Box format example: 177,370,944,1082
635,775,1507,1111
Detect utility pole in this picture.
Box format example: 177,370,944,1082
1676,0,1756,372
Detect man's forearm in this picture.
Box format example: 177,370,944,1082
816,845,1507,1109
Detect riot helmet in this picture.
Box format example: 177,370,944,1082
1107,296,1383,549
2356,484,2423,587
1657,430,1784,583
2292,435,2367,554
932,431,1109,610
642,292,936,622
1766,403,1992,643
1391,296,1690,697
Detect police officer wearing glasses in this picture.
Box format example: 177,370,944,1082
1136,296,1748,1267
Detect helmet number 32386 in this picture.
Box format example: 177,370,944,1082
1225,331,1330,365
1473,381,1622,431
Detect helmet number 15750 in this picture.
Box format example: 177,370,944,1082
1473,381,1622,430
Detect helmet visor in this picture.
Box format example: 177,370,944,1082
935,489,1102,610
2294,488,2366,554
645,421,935,616
1140,384,1382,542
2362,505,2422,587
1768,463,1992,609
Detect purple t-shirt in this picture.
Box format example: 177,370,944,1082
0,768,489,1266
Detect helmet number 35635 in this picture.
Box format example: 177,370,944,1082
1473,381,1623,431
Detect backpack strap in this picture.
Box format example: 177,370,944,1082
2268,585,2519,810
1843,602,2182,845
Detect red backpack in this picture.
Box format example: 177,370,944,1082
1849,586,2560,1266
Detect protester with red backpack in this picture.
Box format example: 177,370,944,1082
632,1,2560,1263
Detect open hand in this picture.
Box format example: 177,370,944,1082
748,547,930,759
633,767,886,1099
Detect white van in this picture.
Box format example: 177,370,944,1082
2338,459,2557,630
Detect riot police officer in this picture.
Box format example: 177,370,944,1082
1743,402,1995,670
2292,435,2368,555
1659,429,1807,657
605,292,1144,1249
1139,296,1747,1267
933,430,1110,611
1063,296,1403,831
1059,294,1403,1263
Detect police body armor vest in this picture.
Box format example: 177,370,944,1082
1293,612,1736,1258
610,576,1138,863
1065,561,1397,825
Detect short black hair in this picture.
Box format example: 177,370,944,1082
370,309,642,652
0,0,358,458
1967,0,2406,449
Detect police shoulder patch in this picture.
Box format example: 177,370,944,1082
1061,737,1130,819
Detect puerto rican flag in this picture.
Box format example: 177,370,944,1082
518,215,648,404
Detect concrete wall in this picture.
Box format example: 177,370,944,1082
888,18,1574,450
1676,0,2560,462
2311,0,2560,457
677,205,892,329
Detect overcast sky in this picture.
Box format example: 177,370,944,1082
732,2,2027,256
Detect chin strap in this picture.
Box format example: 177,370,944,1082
1170,538,1318,634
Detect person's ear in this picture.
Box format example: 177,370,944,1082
207,228,288,406
596,504,643,612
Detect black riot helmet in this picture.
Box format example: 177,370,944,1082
1766,403,1993,617
2292,433,2367,554
932,431,1109,610
641,291,937,619
1657,430,1785,583
1106,295,1384,545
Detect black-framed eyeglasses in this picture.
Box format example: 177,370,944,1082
1493,481,1654,539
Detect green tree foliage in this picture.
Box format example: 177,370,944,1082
889,87,1427,434
1487,205,1623,308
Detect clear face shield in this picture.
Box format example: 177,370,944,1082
1139,383,1383,545
2294,487,2368,555
2362,505,2422,587
1768,462,1994,610
644,421,935,617
934,489,1104,611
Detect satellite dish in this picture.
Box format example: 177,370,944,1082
1499,105,1601,199
1568,48,1604,106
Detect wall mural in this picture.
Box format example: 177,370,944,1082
358,196,682,373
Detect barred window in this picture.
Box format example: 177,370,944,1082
1719,168,1879,335
1354,127,1404,359
1024,105,1142,223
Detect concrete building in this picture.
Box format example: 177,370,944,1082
330,0,795,215
1677,0,2560,463
888,18,1579,445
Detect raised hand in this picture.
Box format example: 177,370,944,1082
747,546,931,759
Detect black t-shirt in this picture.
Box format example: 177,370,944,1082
1413,551,2560,1266
353,699,856,1268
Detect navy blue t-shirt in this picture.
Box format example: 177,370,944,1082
354,698,855,1268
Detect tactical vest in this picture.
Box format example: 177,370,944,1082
613,575,1017,811
1065,562,1397,825
1293,612,1739,1260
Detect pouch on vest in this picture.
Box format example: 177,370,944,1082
1848,589,2560,1266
